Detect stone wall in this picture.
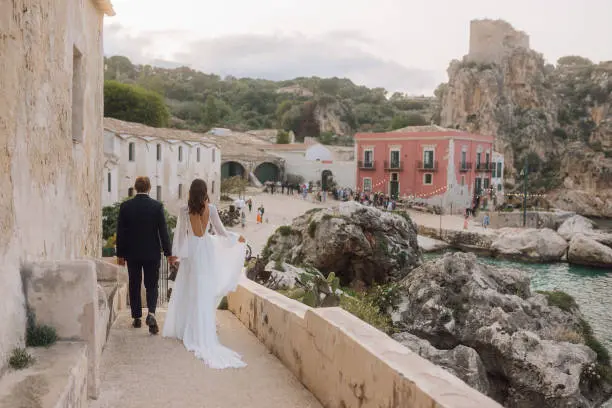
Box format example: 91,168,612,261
467,19,530,65
228,280,502,408
0,0,106,371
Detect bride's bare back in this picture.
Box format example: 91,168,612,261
189,205,210,238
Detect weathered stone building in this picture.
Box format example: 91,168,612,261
0,0,115,375
103,118,221,215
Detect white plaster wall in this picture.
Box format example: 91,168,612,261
106,134,220,217
0,0,106,370
276,152,356,188
305,144,333,161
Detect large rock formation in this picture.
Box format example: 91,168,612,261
568,234,612,268
438,19,612,217
395,252,612,407
260,202,422,286
490,227,568,262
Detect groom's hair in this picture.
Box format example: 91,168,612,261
134,176,151,193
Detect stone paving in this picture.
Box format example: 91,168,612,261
91,310,322,408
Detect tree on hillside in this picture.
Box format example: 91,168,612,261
276,130,290,144
204,95,219,126
557,56,593,67
390,113,428,130
104,80,170,127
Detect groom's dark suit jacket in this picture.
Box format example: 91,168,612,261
116,194,172,261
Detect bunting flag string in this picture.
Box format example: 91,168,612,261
362,178,547,200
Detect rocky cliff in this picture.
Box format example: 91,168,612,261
438,20,612,217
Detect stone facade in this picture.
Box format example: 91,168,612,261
0,0,114,371
102,118,221,216
467,19,530,65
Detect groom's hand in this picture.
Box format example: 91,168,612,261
117,257,126,266
168,256,178,264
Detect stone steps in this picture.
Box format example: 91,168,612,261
0,342,88,408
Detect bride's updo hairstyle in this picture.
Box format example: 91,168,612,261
188,178,209,215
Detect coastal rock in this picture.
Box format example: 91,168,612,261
567,234,612,268
261,202,422,286
491,228,568,262
393,332,490,395
263,261,308,290
557,215,597,241
396,252,612,407
417,235,450,253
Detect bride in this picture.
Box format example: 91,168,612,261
163,178,247,369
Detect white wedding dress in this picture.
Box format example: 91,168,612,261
162,204,247,369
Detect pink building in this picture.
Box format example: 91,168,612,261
354,126,503,211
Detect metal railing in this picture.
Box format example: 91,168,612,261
384,160,403,171
476,162,494,172
158,254,169,306
358,160,376,170
459,162,472,172
416,160,438,172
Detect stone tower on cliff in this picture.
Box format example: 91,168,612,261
467,19,530,65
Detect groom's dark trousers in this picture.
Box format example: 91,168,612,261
116,193,172,319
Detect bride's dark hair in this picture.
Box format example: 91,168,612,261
188,179,209,215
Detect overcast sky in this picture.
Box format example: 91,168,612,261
103,0,611,95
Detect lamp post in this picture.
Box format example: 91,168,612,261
521,158,528,227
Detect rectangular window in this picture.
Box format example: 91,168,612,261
363,178,372,192
364,149,373,165
485,152,490,165
390,150,400,168
128,187,134,197
484,178,490,190
107,172,111,193
156,186,162,201
461,150,467,168
71,46,84,143
423,149,434,168
197,147,201,162
128,143,135,161
497,162,503,178
212,149,216,163
212,180,215,194
156,144,162,161
178,184,183,199
461,175,465,186
476,152,482,168
492,162,497,177
423,173,433,185
178,146,183,162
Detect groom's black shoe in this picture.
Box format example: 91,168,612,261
132,318,142,328
146,314,159,335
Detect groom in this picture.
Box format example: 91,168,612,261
116,176,176,334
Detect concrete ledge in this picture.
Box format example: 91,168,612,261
22,260,102,399
0,342,88,408
228,279,502,408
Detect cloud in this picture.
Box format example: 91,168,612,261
103,23,441,95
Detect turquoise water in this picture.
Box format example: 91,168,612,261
424,252,612,352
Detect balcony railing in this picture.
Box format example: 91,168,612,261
358,160,376,170
384,160,404,171
476,162,494,172
459,162,472,172
416,160,438,172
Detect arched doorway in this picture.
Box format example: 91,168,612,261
254,162,280,183
321,170,333,191
221,161,246,180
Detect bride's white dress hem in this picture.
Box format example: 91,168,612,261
162,204,247,369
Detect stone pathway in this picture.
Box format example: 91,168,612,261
91,310,321,408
